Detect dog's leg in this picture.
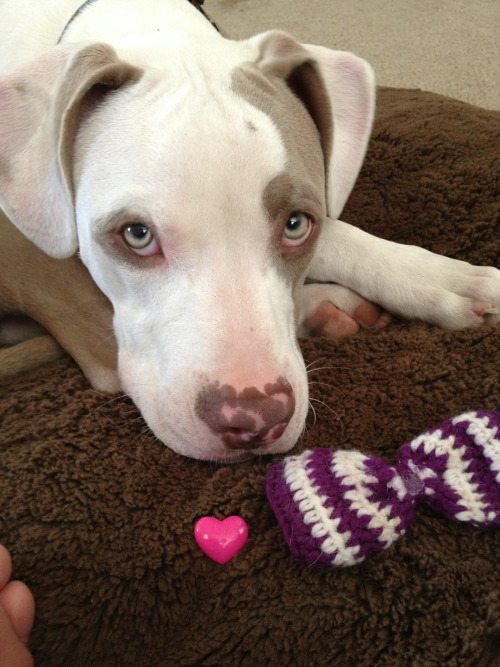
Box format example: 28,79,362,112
0,336,66,382
0,214,119,392
308,218,500,329
0,313,67,381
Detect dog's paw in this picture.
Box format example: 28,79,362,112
400,256,500,330
295,283,391,339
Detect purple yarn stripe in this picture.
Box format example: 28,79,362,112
266,448,418,567
451,412,500,524
266,450,336,568
267,410,500,570
304,448,364,566
363,456,417,537
400,428,467,522
399,412,500,525
308,449,394,564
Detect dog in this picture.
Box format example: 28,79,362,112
1,0,499,462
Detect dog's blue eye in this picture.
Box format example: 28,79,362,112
123,224,152,248
283,213,312,246
122,223,160,257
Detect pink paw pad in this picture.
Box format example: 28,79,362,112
472,300,498,323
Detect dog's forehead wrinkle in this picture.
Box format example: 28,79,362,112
76,91,288,249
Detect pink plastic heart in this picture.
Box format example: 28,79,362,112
194,516,248,564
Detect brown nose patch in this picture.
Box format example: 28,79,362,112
195,377,295,440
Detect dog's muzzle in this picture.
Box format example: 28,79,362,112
195,377,295,450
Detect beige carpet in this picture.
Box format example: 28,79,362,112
209,0,500,110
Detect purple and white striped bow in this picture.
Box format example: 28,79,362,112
266,411,500,568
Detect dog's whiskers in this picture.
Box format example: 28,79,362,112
306,363,361,374
308,399,318,427
305,357,327,372
135,424,154,442
94,393,130,408
309,396,343,422
296,413,312,448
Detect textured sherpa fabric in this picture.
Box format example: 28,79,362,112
1,88,500,667
266,411,500,569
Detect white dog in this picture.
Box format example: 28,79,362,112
0,0,499,461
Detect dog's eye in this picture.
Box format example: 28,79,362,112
122,223,160,256
282,213,313,247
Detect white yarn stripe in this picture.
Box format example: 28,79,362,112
283,451,362,566
330,451,401,546
455,412,500,485
411,429,448,456
414,427,490,522
387,474,407,501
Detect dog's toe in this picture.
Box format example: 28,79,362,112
303,301,361,339
304,300,391,339
296,283,391,339
353,301,392,329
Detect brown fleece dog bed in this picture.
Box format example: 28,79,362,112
1,87,500,666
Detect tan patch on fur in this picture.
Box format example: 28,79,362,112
0,43,143,257
0,208,119,391
231,44,333,286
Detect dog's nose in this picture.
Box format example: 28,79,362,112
195,377,295,450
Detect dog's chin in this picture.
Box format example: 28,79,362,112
211,450,258,465
163,439,295,464
207,443,293,465
176,419,304,462
158,430,300,464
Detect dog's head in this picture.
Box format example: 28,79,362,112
0,31,374,461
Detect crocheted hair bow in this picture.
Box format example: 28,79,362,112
266,411,500,568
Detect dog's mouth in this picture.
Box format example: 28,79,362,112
214,450,258,465
220,421,290,451
208,445,283,465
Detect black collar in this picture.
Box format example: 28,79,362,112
190,0,220,33
58,0,219,44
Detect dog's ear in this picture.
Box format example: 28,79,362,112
252,31,375,222
0,43,142,258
